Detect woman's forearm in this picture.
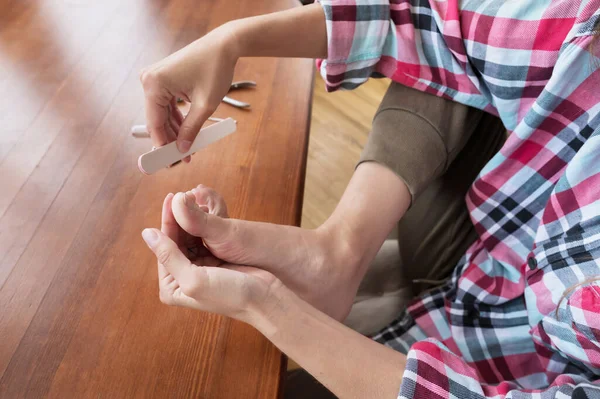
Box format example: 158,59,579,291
255,282,406,399
225,3,328,59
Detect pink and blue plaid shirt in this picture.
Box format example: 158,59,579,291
317,0,600,397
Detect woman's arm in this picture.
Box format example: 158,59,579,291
228,3,327,58
142,224,406,399
140,3,327,151
255,282,406,399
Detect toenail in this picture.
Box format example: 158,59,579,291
184,191,197,210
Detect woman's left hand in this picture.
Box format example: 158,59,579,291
141,193,280,323
142,193,407,399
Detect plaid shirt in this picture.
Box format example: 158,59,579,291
317,0,600,397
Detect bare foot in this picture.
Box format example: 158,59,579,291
170,185,362,320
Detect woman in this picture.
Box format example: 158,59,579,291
139,1,600,397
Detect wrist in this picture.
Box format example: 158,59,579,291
209,21,242,62
219,20,245,60
247,279,294,339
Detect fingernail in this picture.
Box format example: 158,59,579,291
177,140,192,153
142,229,159,247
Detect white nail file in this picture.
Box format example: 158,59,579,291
138,118,237,175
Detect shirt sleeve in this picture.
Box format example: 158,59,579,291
525,124,600,376
357,81,504,202
521,22,600,370
315,0,491,112
316,0,397,91
401,339,600,399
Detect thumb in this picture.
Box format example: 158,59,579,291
171,191,231,241
142,228,191,281
177,101,212,153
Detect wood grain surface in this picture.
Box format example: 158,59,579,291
0,0,313,397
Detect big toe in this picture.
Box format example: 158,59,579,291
172,191,229,240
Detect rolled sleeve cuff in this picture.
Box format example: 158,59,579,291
358,109,447,204
316,0,396,91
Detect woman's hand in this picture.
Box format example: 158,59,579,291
143,193,406,399
139,26,239,154
141,192,279,323
138,3,328,155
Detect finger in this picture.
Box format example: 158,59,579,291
165,122,186,164
192,185,229,218
168,103,181,133
171,191,231,240
159,193,178,281
158,267,178,296
171,97,185,126
167,107,191,163
177,101,211,153
140,67,174,147
161,193,178,242
169,114,182,138
144,96,171,148
165,124,178,147
166,125,178,147
142,228,191,282
176,102,193,162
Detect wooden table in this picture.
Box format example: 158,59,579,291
0,0,313,397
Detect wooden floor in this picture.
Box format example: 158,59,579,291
301,77,389,229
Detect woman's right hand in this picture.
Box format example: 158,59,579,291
139,25,239,154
